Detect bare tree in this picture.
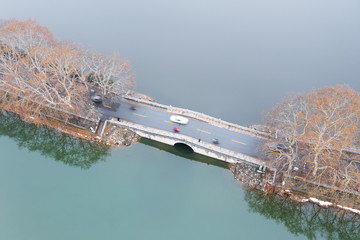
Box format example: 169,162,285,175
264,85,360,192
264,93,309,175
82,51,135,95
304,86,360,176
0,20,86,114
0,19,136,120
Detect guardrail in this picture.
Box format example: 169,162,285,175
0,87,99,122
284,173,359,197
123,95,169,110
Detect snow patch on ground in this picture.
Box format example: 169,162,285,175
309,197,333,207
337,205,360,214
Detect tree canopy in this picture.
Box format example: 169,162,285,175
0,19,135,117
264,85,360,193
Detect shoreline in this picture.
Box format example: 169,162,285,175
0,91,146,147
1,91,359,217
230,163,360,216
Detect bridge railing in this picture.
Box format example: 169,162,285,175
123,95,270,139
123,95,169,110
108,118,266,166
167,106,270,139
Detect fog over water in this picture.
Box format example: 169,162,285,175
2,0,360,125
1,1,360,239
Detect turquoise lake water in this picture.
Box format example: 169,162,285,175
0,114,359,239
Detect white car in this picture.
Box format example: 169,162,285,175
170,115,189,124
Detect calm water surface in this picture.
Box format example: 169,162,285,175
1,0,360,239
1,114,359,240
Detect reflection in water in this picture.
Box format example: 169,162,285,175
140,138,229,169
0,112,110,169
141,138,360,239
245,189,360,240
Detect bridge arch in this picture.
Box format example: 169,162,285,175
174,142,194,155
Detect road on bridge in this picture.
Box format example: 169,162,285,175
95,99,264,159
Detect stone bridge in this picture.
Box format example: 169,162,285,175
98,96,269,168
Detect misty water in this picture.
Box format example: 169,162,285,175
1,0,360,239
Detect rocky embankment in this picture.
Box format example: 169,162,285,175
230,162,274,192
101,123,140,146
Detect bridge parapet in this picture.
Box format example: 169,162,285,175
167,106,270,139
124,95,170,110
123,96,270,140
107,118,266,166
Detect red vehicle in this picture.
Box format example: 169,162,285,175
173,127,180,132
